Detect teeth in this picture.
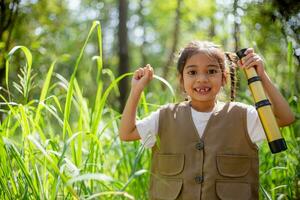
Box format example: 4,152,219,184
195,87,210,92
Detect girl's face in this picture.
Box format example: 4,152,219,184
181,52,226,111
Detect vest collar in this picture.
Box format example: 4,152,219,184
184,100,227,114
183,100,229,140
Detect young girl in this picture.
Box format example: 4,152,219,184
119,41,295,199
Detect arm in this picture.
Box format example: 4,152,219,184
238,48,295,127
119,64,154,141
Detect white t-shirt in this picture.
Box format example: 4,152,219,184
136,102,266,148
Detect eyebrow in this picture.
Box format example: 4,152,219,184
185,64,219,69
207,65,219,68
185,65,197,69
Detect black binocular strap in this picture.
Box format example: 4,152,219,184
248,76,261,85
255,99,272,109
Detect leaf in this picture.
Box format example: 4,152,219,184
63,21,102,139
5,46,33,101
35,60,56,124
67,173,114,185
153,74,176,102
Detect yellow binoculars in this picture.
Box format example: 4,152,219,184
236,48,287,154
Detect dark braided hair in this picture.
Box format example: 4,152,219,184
225,52,238,102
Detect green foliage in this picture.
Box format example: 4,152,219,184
0,0,299,199
0,21,176,199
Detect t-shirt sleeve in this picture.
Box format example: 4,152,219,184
246,105,266,143
136,109,160,148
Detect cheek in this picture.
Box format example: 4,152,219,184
180,75,192,92
181,75,191,86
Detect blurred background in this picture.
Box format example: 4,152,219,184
0,0,299,199
1,0,299,109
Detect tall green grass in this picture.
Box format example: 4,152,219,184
0,20,174,199
0,21,299,199
258,41,300,200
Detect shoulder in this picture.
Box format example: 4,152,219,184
158,101,190,121
227,101,254,112
159,101,190,112
226,102,259,121
218,101,255,118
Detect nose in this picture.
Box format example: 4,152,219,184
196,73,209,82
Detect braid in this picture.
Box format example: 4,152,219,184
225,52,238,102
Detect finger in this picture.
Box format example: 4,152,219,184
133,70,140,80
245,57,262,69
145,64,152,72
144,67,149,78
245,48,254,55
242,56,255,68
243,55,261,68
242,53,256,67
237,60,243,68
135,69,140,79
138,68,144,78
149,66,154,80
141,68,145,77
243,52,255,62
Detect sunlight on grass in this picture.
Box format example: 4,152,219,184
0,20,299,199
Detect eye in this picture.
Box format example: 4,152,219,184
187,70,197,75
207,69,219,75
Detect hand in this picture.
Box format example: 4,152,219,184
237,48,265,77
131,64,154,91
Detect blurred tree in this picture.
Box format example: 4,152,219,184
138,0,147,66
239,0,299,99
118,0,129,110
0,1,299,198
162,0,182,79
271,0,300,63
2,0,299,109
0,0,20,86
233,0,240,51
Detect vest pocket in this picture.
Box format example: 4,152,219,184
216,154,250,177
157,154,184,176
216,180,251,200
151,176,183,200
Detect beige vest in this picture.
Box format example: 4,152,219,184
149,101,259,200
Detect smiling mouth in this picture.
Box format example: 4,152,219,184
194,87,211,94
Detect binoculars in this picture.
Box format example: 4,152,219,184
236,48,287,154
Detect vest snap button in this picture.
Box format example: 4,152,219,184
195,141,204,150
195,176,203,184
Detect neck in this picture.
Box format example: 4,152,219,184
190,100,216,112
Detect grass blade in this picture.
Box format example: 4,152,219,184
35,60,56,125
5,46,33,102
